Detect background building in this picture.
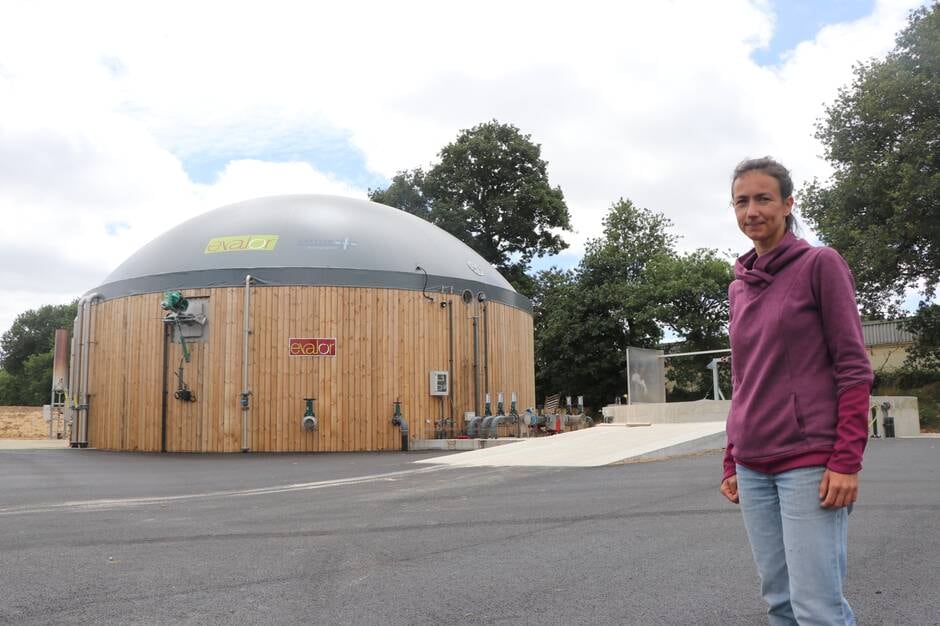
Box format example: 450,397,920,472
862,319,915,373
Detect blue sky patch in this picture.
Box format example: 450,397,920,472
99,56,126,78
177,123,388,192
105,221,130,236
752,0,876,66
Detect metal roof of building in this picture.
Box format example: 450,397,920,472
861,319,915,347
89,195,530,311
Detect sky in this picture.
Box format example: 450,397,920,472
0,0,927,336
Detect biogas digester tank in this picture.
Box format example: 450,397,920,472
72,195,534,452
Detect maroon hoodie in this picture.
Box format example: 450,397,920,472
722,233,873,480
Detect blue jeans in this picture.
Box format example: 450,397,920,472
736,465,855,626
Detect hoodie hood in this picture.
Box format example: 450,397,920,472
734,232,812,289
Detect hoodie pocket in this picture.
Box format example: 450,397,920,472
791,393,806,437
733,392,807,462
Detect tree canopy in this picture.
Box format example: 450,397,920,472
0,303,77,374
369,120,572,295
800,4,940,313
533,200,733,409
0,302,77,405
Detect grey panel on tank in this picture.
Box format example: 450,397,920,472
90,195,532,312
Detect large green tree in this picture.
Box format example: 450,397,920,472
801,4,940,313
368,169,430,221
369,121,572,295
0,302,77,406
903,303,940,370
533,200,733,409
0,303,77,374
648,250,734,399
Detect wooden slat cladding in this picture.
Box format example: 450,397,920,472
85,286,534,452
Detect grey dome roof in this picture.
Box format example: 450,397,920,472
91,195,530,311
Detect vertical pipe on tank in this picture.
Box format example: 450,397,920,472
241,275,253,452
447,299,455,435
68,311,83,446
77,293,101,447
160,321,169,453
482,296,489,412
472,315,480,418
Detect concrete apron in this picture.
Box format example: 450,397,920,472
412,438,519,451
414,422,728,468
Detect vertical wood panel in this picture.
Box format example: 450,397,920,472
86,286,534,452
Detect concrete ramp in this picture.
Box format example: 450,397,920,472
414,422,727,468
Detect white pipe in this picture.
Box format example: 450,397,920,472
241,275,252,452
67,315,81,445
77,293,101,446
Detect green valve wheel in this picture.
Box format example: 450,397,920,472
161,291,189,313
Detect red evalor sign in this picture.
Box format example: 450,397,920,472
288,338,337,357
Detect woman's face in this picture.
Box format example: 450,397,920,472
731,171,794,254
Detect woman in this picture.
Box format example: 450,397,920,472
719,157,873,626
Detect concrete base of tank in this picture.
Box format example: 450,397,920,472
412,437,522,451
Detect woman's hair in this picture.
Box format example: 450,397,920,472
732,156,799,234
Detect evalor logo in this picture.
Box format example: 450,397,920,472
289,338,337,357
205,235,279,253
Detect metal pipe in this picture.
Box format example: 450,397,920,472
241,275,253,452
471,315,479,418
625,348,631,406
49,376,56,440
399,417,409,451
658,348,731,359
482,298,489,412
68,308,83,446
77,293,101,447
160,321,170,452
447,300,454,434
78,299,90,446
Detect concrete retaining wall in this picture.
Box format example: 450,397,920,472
602,396,921,437
869,396,920,438
603,400,731,424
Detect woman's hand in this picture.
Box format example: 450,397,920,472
819,469,858,508
720,475,739,504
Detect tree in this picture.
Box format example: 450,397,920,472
0,302,77,374
535,200,678,409
531,268,581,401
533,200,736,409
801,4,940,314
903,303,940,370
367,169,430,221
648,249,733,344
648,250,734,399
0,302,76,406
0,351,55,406
577,199,674,351
369,121,572,295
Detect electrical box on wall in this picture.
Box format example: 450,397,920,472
429,370,449,396
168,297,209,342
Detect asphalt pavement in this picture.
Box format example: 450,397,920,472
0,440,937,625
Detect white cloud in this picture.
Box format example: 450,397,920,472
0,0,925,335
197,160,363,208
